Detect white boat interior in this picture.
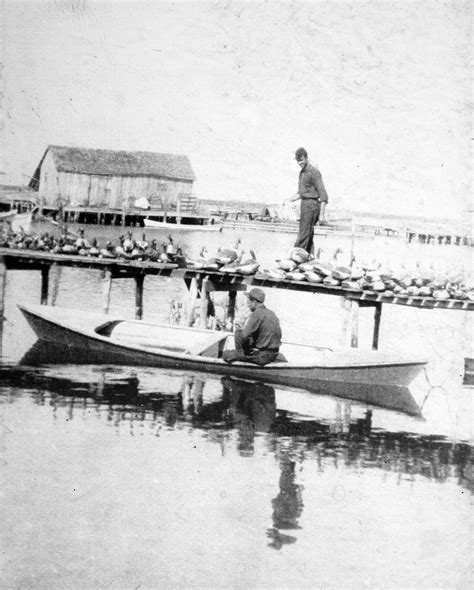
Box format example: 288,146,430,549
94,317,418,368
96,319,232,358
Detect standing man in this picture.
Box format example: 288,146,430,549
283,147,329,254
223,288,282,366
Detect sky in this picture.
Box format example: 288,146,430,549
1,0,472,219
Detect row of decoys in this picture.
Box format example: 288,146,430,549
1,227,471,301
1,228,259,273
1,227,258,272
257,247,473,301
0,228,187,265
185,238,260,275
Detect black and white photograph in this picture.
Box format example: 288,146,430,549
1,1,472,588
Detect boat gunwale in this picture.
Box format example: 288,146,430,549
18,304,428,371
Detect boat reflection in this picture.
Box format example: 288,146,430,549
18,339,423,417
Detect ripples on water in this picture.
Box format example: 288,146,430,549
1,224,472,588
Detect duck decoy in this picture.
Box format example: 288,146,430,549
305,271,323,283
99,241,117,259
88,238,100,257
236,250,259,275
276,259,297,272
332,266,351,281
136,233,149,251
323,276,341,286
290,247,309,264
259,268,287,281
299,261,316,272
286,270,306,282
122,231,135,253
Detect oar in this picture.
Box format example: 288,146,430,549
282,341,334,352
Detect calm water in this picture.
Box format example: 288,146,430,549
1,222,472,588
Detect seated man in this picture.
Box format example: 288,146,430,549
223,288,281,366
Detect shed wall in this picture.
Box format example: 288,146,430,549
39,162,193,209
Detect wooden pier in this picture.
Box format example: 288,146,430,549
405,228,471,246
1,248,472,354
39,202,212,229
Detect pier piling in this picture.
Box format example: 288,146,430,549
372,303,382,350
199,276,210,328
101,269,113,314
135,275,145,319
40,267,50,305
350,300,359,348
186,277,198,326
0,256,6,357
48,263,61,306
227,290,237,330
340,298,351,347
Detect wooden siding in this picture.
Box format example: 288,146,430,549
38,158,193,210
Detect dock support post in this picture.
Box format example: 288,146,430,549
350,217,356,263
47,263,61,306
122,203,126,228
40,266,50,305
227,290,237,330
199,276,209,328
186,277,198,326
372,302,382,350
340,298,350,347
0,256,6,358
177,197,181,225
350,300,359,348
135,275,144,319
101,269,113,314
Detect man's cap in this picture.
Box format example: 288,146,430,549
295,147,308,160
245,288,265,303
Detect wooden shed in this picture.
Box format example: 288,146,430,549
29,145,196,212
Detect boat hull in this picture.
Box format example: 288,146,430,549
12,211,33,233
0,208,35,232
19,303,426,398
0,210,16,226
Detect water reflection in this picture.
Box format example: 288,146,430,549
1,345,472,555
3,358,472,490
267,453,304,550
180,375,304,547
222,377,276,456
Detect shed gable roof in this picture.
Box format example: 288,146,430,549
31,145,195,185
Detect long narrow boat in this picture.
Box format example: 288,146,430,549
19,304,427,399
144,218,223,232
222,218,354,236
222,218,300,233
12,209,35,233
0,207,36,233
0,210,16,225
